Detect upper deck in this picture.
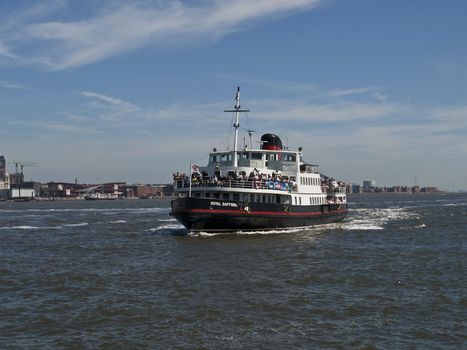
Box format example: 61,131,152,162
205,149,318,175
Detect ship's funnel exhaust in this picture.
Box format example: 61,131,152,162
261,134,282,151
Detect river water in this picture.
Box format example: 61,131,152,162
1,194,465,349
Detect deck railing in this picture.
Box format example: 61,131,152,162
174,179,293,192
174,178,347,194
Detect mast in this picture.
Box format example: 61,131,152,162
224,86,250,167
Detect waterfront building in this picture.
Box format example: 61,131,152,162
0,156,5,180
363,180,376,188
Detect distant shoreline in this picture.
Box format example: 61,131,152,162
0,196,176,202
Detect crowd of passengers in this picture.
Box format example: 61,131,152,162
173,170,346,194
174,169,296,191
321,177,346,193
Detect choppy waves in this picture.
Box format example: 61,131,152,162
341,207,418,231
1,195,465,349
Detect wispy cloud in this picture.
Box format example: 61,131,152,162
0,0,322,70
430,105,467,121
252,99,399,123
328,86,389,102
328,86,378,97
0,80,28,89
79,91,137,109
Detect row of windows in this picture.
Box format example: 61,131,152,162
190,191,328,206
194,191,287,204
210,152,297,163
293,196,325,205
300,176,320,186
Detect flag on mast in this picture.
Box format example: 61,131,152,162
191,164,200,174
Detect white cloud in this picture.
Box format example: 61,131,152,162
0,80,28,89
0,41,20,60
372,92,387,102
79,91,136,108
252,99,399,122
430,105,467,121
328,86,388,102
328,86,378,97
0,0,322,70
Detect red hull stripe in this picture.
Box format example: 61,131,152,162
182,208,347,216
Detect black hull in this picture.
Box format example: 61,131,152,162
170,197,347,232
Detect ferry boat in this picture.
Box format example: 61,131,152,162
170,87,347,232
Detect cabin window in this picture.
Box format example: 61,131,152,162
233,193,240,201
282,153,294,162
263,195,267,203
241,153,249,159
223,193,229,200
294,197,298,205
195,192,201,198
206,192,210,198
221,154,230,162
210,155,217,163
213,193,219,199
251,152,262,160
276,194,281,204
299,197,302,205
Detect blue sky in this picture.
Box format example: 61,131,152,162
0,0,466,190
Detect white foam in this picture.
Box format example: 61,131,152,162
148,223,185,231
342,206,418,231
110,220,127,224
1,225,41,230
157,218,177,222
189,225,330,237
0,225,61,230
63,223,89,227
342,224,384,231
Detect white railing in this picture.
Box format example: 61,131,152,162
174,179,294,192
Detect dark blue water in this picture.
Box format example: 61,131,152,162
1,194,466,349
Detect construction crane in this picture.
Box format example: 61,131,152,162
10,161,37,183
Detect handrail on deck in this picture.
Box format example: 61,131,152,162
174,179,293,192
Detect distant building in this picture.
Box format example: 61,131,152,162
346,183,362,194
0,155,5,180
46,181,126,199
0,156,10,191
421,187,438,193
0,173,9,190
127,184,168,198
363,180,376,188
9,172,24,185
9,188,35,199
